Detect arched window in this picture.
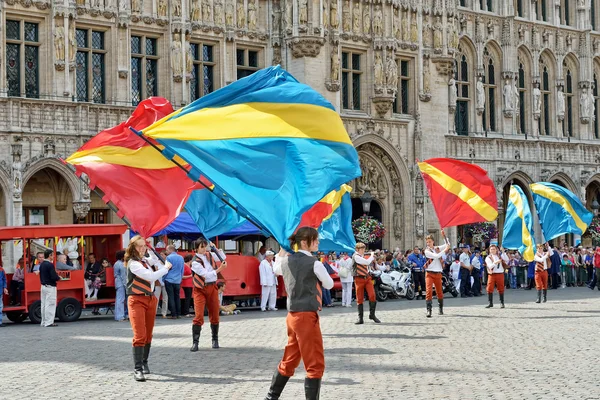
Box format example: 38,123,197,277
540,59,551,135
563,67,574,137
482,47,497,132
455,49,470,136
594,73,599,139
518,61,526,134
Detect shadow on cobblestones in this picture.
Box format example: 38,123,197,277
323,333,446,340
325,347,396,355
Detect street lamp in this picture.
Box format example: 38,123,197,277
592,198,600,216
361,191,374,215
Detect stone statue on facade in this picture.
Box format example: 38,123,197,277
131,0,142,13
331,1,339,29
285,0,293,28
373,5,383,36
191,0,201,21
401,10,409,42
299,0,308,24
54,24,65,62
158,0,167,17
557,86,565,116
476,76,485,110
580,87,593,120
353,1,361,33
410,12,418,43
248,0,257,30
362,5,370,35
386,55,398,88
225,0,234,26
12,160,22,194
214,0,224,24
237,0,246,28
449,78,457,108
203,0,212,22
323,2,328,28
68,23,77,63
331,49,340,81
374,52,384,87
173,0,182,17
433,17,442,49
186,42,194,76
423,59,431,93
513,77,520,114
503,79,513,110
533,83,542,114
171,34,183,77
342,0,351,32
393,209,402,239
272,2,281,32
422,22,430,47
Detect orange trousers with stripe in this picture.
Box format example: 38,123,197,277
278,311,325,379
354,276,376,305
487,273,505,294
128,294,158,347
192,285,220,326
535,270,548,290
425,272,443,301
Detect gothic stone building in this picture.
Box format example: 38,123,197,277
2,0,600,257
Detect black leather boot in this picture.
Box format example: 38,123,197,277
426,300,432,318
542,289,547,303
485,293,493,308
368,301,381,323
142,343,151,374
354,303,364,325
211,324,219,349
190,324,201,352
535,290,541,303
304,377,321,400
133,346,146,382
265,370,290,400
438,299,444,315
500,293,505,308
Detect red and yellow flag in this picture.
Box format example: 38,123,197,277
417,158,498,228
297,184,352,229
66,97,206,237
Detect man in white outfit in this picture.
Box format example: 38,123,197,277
338,253,354,307
259,250,278,311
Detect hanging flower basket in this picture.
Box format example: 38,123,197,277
587,215,600,242
464,222,497,245
352,215,387,244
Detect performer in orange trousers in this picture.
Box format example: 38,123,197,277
534,243,553,303
352,242,381,324
485,244,509,309
423,230,450,318
265,227,333,400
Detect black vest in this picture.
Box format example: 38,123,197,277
126,259,153,296
282,252,322,312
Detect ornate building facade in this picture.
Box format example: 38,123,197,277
1,0,600,253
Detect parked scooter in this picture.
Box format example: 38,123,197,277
432,271,459,298
372,265,415,301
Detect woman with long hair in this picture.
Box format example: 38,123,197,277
125,235,171,382
264,227,333,400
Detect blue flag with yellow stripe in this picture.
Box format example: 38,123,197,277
530,182,593,241
502,185,536,262
140,66,361,247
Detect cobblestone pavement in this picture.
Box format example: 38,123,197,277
1,287,599,400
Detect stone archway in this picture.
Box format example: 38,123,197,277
351,135,413,250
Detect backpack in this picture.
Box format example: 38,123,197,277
339,264,349,279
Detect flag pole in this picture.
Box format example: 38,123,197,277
62,160,166,262
129,127,267,235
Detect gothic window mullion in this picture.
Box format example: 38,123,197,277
594,74,599,139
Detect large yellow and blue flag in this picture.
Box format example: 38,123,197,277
502,185,536,262
530,182,593,241
139,66,361,247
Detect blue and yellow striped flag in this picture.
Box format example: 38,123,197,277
502,185,536,262
140,66,361,247
530,182,593,241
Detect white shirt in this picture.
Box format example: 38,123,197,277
534,247,554,270
450,261,461,280
472,256,481,270
353,253,374,269
485,253,509,274
376,263,388,272
338,257,354,283
127,251,169,293
191,249,226,284
259,259,277,286
424,244,448,272
459,252,471,268
273,250,334,290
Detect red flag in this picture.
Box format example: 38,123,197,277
65,97,206,237
417,158,498,228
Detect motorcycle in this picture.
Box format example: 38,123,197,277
372,265,415,301
432,271,459,298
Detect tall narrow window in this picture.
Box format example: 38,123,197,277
518,62,526,134
516,0,523,17
564,69,574,137
459,0,466,6
541,0,547,21
455,52,470,136
5,20,39,98
393,59,412,114
76,29,106,103
561,0,571,26
487,0,493,12
541,63,551,135
131,35,159,105
190,43,216,102
341,51,362,111
482,48,497,132
236,48,260,79
594,74,599,138
592,0,597,30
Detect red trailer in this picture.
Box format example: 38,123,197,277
0,224,127,324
